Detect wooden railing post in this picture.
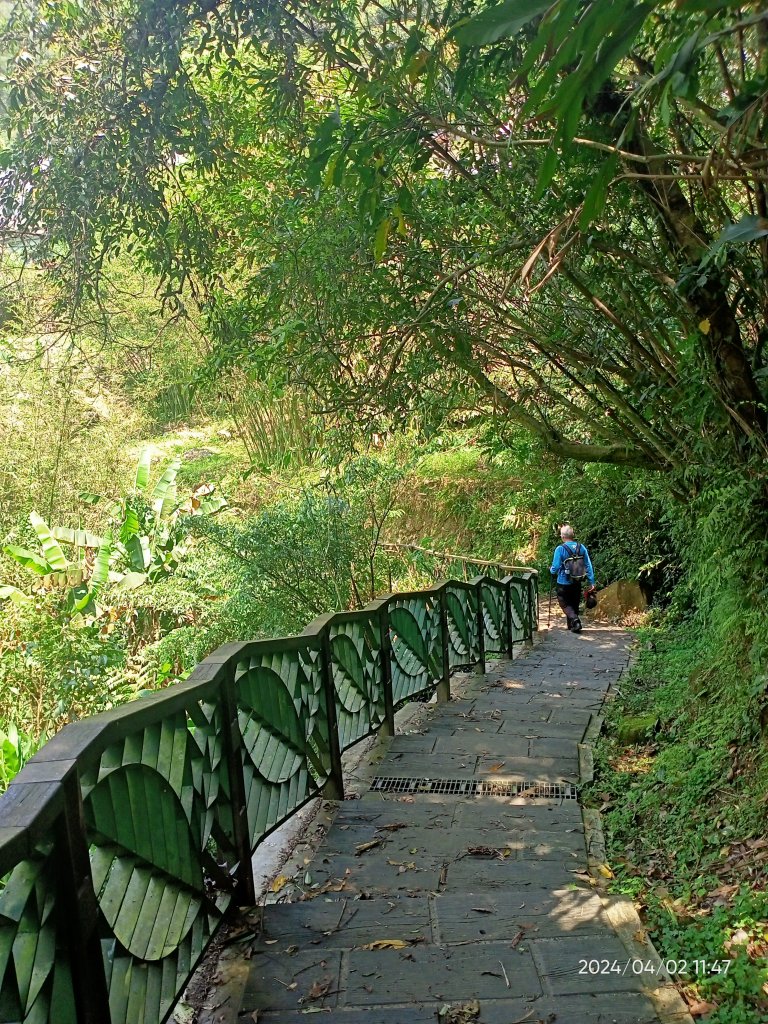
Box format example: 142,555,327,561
475,579,486,675
505,578,515,658
525,574,536,647
56,774,111,1024
220,665,257,905
318,628,345,800
379,602,396,734
437,588,450,702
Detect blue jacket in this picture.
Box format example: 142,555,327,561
550,540,595,586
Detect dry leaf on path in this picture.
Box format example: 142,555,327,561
463,846,507,860
687,998,718,1017
306,978,332,1001
355,839,383,856
270,875,291,893
357,938,414,950
437,999,480,1023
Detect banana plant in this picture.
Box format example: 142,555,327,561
2,512,114,614
1,447,227,607
91,447,226,590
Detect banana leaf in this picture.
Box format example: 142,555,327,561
3,544,51,575
134,447,152,492
29,512,68,571
68,583,94,614
117,571,148,590
198,494,228,515
151,457,181,518
78,491,103,505
120,503,142,542
53,526,106,549
90,531,114,594
124,533,151,571
0,584,33,606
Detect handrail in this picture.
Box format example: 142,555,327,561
380,540,533,575
0,569,538,1024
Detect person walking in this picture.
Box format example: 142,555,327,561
550,524,595,632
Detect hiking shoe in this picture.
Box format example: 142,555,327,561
566,617,575,630
572,617,582,633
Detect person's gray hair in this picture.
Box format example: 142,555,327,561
560,524,575,540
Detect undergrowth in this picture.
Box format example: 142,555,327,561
587,621,768,1021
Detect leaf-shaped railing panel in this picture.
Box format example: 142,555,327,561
388,596,441,705
481,579,507,654
0,843,78,1023
329,620,385,751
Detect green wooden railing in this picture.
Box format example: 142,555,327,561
0,568,537,1024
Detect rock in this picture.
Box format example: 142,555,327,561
587,579,648,622
183,448,217,461
617,714,658,744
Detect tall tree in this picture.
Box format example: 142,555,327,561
1,0,767,473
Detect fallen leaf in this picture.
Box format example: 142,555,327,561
358,938,411,950
488,762,506,772
437,1000,480,1023
355,839,382,856
464,846,506,860
306,978,332,1001
270,875,291,893
687,998,718,1017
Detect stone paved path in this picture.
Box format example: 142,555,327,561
236,624,691,1024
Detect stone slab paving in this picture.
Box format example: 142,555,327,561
238,623,690,1023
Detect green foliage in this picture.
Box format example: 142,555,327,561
0,723,45,792
0,593,132,740
4,0,767,481
0,444,228,760
194,457,404,634
588,600,768,1018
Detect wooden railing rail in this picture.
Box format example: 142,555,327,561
0,569,538,1024
380,540,534,577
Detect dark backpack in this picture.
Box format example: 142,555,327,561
561,542,587,582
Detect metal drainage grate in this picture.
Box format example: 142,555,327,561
370,777,578,799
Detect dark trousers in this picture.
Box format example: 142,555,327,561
556,582,582,623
